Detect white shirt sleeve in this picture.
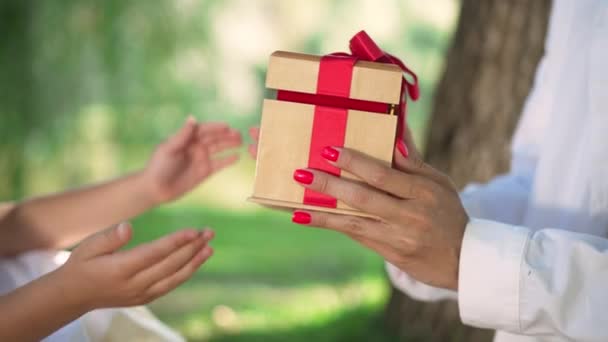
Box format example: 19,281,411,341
459,218,608,341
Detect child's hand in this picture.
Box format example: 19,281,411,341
248,126,260,159
144,116,242,204
59,222,214,310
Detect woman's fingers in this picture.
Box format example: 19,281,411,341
293,210,391,242
294,168,406,220
326,147,432,199
117,228,203,274
146,245,214,298
295,209,426,267
392,145,455,190
401,125,422,159
133,230,213,287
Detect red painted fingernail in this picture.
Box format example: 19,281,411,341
292,211,312,224
396,140,409,158
321,146,340,162
293,169,314,184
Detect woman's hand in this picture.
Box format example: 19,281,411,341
248,124,466,289
59,222,214,309
291,141,468,290
144,117,243,204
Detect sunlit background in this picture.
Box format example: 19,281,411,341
0,0,457,340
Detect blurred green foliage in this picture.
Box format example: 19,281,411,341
0,0,456,340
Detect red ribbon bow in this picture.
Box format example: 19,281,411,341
333,30,420,140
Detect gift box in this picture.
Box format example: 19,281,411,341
249,31,419,217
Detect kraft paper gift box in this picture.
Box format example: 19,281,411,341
249,31,419,217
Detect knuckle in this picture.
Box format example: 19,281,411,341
315,214,328,228
397,236,421,255
395,206,413,223
413,157,426,170
403,181,417,198
422,182,442,203
350,188,371,208
316,175,330,194
369,165,390,188
340,150,354,169
407,204,430,225
343,217,366,234
426,191,440,206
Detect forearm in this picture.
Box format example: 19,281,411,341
0,268,88,342
0,171,157,255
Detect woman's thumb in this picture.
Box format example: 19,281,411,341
74,223,132,259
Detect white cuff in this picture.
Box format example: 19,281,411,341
386,262,457,302
458,218,531,332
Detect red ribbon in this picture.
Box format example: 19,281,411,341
348,30,420,140
288,31,419,208
302,56,355,207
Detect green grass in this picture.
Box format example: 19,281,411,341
129,206,397,342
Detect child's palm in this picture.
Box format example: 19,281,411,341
63,223,214,309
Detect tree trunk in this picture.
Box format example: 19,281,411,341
385,1,551,341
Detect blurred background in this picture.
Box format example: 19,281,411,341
0,0,517,341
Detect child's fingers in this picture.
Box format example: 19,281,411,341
203,129,242,147
196,122,231,137
248,144,258,159
146,246,214,299
249,126,260,142
117,228,202,274
133,232,210,287
208,136,244,155
74,223,132,259
166,116,197,152
210,154,239,172
197,129,241,147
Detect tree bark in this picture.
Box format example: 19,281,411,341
386,1,551,341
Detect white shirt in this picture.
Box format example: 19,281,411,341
388,0,608,341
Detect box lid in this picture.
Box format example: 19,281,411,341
266,51,403,105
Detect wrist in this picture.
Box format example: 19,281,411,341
133,169,164,208
46,265,93,314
